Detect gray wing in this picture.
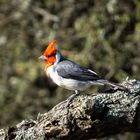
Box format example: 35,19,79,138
55,60,100,81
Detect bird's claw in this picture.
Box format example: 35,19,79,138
63,92,80,108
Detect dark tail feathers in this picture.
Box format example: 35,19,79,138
97,79,128,91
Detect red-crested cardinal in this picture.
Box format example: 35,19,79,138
39,40,127,103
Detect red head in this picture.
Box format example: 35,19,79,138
39,40,57,68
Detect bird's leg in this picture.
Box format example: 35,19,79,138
68,90,80,102
75,90,79,95
64,90,80,108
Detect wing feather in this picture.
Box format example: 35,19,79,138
55,60,100,81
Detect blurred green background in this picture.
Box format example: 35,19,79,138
0,0,140,139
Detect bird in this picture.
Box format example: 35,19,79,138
39,40,127,105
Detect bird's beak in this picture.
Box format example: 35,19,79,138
38,55,47,60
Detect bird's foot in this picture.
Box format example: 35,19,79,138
63,92,80,108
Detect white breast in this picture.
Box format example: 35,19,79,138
46,65,94,91
46,65,63,86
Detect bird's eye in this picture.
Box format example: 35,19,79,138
47,53,56,58
47,54,54,58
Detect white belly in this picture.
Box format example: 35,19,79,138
46,66,93,91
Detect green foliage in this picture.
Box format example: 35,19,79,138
0,1,140,138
